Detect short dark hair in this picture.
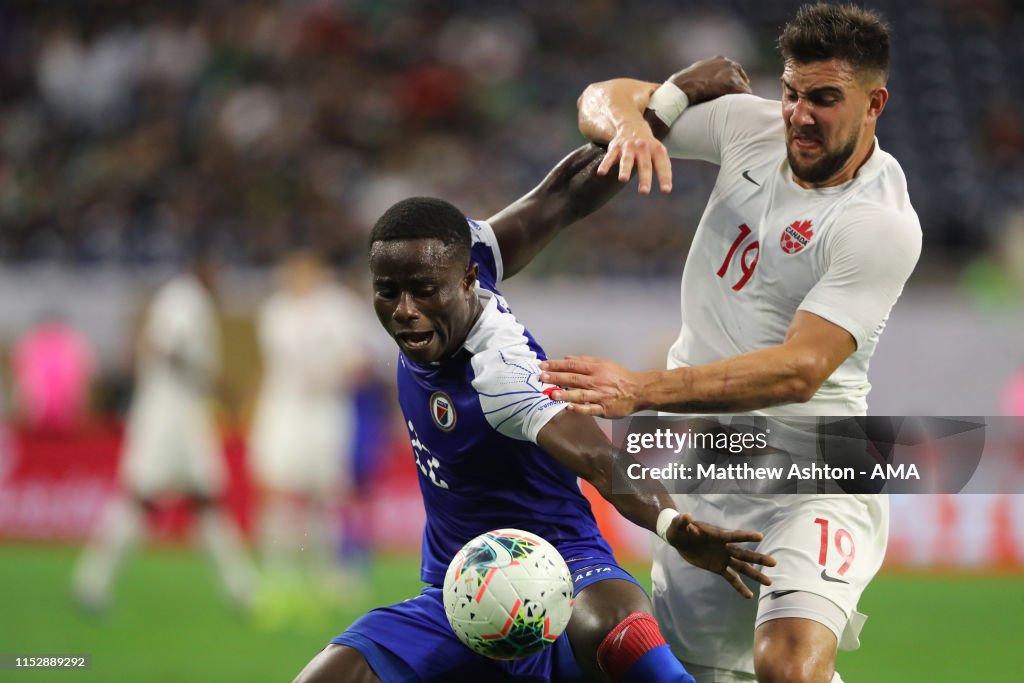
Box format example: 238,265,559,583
778,3,890,82
369,196,471,262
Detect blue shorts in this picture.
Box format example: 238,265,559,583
330,549,641,682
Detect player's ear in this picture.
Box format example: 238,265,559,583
866,86,888,122
464,262,479,290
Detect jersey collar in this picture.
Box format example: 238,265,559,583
461,288,500,356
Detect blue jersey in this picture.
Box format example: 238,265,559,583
397,219,611,586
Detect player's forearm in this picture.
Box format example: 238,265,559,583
551,143,627,225
579,440,676,534
537,411,674,534
638,345,828,413
580,59,751,157
491,143,625,278
578,79,658,144
602,456,679,535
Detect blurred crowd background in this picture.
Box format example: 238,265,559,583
1,0,1023,273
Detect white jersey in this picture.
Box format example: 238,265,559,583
122,273,223,497
255,283,368,401
249,282,370,494
664,94,921,416
135,273,220,397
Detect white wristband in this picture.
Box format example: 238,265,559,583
647,81,689,128
656,508,679,543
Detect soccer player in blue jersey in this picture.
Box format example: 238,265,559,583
293,61,770,683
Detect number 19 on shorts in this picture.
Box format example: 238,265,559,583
814,517,855,582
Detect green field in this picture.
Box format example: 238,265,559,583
1,545,1021,682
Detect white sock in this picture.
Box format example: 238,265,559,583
832,671,844,683
306,498,339,576
196,507,256,608
72,497,143,608
259,497,304,581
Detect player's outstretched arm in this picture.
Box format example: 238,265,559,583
540,311,856,417
536,409,774,597
577,78,660,146
487,143,625,279
578,56,751,194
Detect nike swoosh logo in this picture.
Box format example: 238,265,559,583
769,590,798,600
742,170,761,186
820,568,850,584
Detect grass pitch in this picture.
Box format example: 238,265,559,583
0,545,1020,682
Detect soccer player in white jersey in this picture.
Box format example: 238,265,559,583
249,249,372,609
541,4,921,683
74,257,255,612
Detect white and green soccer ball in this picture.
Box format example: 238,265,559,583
442,528,575,660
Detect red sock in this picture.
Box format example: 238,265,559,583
596,612,667,683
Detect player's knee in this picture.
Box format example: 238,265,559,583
754,639,834,683
754,602,840,683
293,644,379,683
567,579,658,679
754,659,832,683
572,578,652,639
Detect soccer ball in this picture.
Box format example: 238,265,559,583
442,528,574,660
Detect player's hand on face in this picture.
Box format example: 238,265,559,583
598,121,672,195
668,55,752,106
539,355,644,418
666,513,776,599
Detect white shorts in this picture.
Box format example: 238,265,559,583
119,385,224,497
248,395,353,496
120,397,224,500
651,493,888,674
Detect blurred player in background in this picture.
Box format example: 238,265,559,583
543,4,921,683
249,249,372,622
295,58,775,683
73,255,255,612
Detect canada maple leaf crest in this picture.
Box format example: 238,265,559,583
780,219,814,254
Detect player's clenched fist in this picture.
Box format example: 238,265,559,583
666,55,751,107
